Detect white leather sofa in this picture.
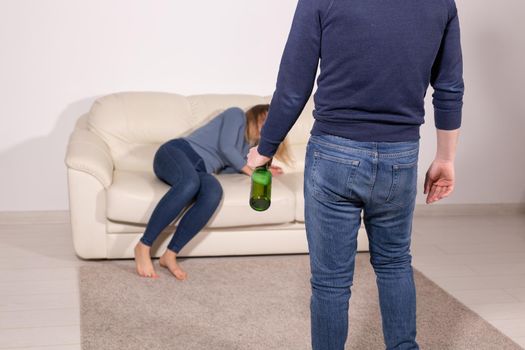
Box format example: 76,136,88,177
64,91,369,259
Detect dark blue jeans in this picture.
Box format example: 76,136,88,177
304,133,420,350
140,138,223,253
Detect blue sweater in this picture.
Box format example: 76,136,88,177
257,0,464,158
184,107,251,174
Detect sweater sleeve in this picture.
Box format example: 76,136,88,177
218,107,247,172
218,165,238,174
257,0,325,158
430,1,465,130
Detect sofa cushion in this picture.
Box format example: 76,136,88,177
106,170,297,228
277,171,305,222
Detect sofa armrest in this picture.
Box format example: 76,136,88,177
65,127,114,188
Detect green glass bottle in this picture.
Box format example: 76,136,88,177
249,159,272,211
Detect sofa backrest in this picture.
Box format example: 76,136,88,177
87,91,314,173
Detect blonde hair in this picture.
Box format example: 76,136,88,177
244,104,294,167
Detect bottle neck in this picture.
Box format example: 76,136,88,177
256,158,272,170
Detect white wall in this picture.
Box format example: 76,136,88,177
0,0,523,211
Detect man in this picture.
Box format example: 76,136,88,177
247,0,463,349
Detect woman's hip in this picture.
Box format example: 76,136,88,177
155,138,206,173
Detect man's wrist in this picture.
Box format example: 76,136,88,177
257,135,278,158
434,157,455,163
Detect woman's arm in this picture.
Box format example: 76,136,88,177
240,164,254,176
218,108,250,172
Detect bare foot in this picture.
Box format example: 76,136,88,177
159,249,188,280
134,241,159,278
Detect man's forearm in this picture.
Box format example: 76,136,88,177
435,128,460,162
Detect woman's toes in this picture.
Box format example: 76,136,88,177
160,259,187,280
174,270,186,280
134,242,160,278
157,250,188,280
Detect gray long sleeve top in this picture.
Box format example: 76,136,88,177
183,107,251,174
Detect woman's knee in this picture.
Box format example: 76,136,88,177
200,174,223,204
179,172,201,197
212,182,224,204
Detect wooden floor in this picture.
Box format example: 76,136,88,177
0,210,524,349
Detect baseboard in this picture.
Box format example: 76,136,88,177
0,203,524,225
0,210,70,224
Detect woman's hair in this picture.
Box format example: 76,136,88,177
244,104,294,167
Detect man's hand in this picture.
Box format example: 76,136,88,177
424,159,455,204
247,146,272,169
269,165,284,176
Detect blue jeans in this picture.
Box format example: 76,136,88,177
304,133,420,350
140,138,223,253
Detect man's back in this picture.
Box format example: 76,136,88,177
257,0,464,157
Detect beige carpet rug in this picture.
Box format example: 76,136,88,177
79,252,523,350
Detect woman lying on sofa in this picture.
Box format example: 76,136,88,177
134,104,293,279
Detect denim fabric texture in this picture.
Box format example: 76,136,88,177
140,138,223,253
304,133,420,350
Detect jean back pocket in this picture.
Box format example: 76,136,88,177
311,150,360,202
385,161,418,208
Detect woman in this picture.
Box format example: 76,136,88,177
134,104,293,279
